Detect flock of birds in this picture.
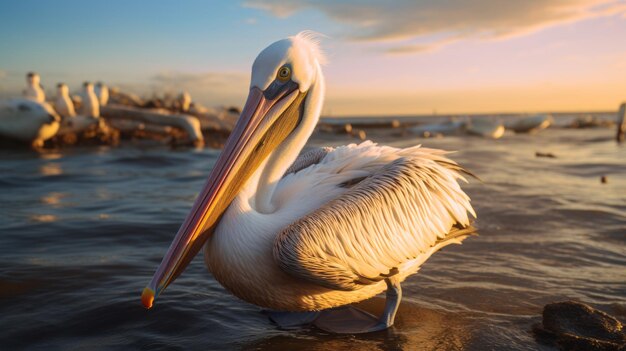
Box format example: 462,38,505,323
0,72,203,147
0,72,111,146
23,71,108,117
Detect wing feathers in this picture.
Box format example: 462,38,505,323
274,149,475,291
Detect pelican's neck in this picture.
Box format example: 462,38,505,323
83,87,100,117
250,62,325,214
28,77,40,87
57,88,67,99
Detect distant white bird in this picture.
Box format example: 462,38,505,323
54,83,76,118
0,98,60,147
178,91,191,112
80,82,100,118
95,82,109,106
142,32,476,334
23,72,45,102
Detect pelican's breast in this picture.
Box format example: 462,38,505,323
203,165,344,309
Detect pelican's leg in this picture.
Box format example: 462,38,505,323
314,277,402,334
380,276,402,327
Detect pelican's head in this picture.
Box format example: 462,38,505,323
179,91,191,101
83,81,94,93
27,72,40,85
56,83,69,97
142,32,326,308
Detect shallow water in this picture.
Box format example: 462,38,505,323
1,125,624,350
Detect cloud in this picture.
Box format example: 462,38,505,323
385,37,460,55
244,17,258,25
245,0,626,53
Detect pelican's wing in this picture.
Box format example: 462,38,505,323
285,147,334,175
274,153,476,291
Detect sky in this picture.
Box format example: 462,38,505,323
0,0,625,116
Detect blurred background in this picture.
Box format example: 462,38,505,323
1,0,625,116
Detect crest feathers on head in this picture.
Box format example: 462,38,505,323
291,30,328,65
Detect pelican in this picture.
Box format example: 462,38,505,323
54,83,76,118
23,72,45,102
79,82,100,118
178,91,191,112
142,32,476,333
95,82,109,106
55,83,99,134
0,98,60,147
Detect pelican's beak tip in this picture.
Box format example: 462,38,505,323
141,287,155,309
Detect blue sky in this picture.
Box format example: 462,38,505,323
1,1,625,115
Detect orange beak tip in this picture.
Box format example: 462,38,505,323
141,287,155,309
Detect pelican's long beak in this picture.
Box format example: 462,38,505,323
142,80,306,308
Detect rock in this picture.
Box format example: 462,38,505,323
534,301,625,351
601,176,608,184
536,151,557,158
47,118,119,147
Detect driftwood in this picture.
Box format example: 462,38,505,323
101,104,204,146
185,107,239,133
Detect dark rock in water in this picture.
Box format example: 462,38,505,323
46,119,119,148
536,151,557,158
143,98,165,109
227,106,241,114
534,301,625,351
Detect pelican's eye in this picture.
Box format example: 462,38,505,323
277,66,291,82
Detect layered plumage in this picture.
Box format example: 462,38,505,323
276,145,475,291
206,142,475,311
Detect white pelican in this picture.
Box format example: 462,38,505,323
79,82,100,118
142,32,476,333
178,91,191,112
0,98,60,147
95,82,109,106
55,83,99,135
54,83,76,118
23,72,45,102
